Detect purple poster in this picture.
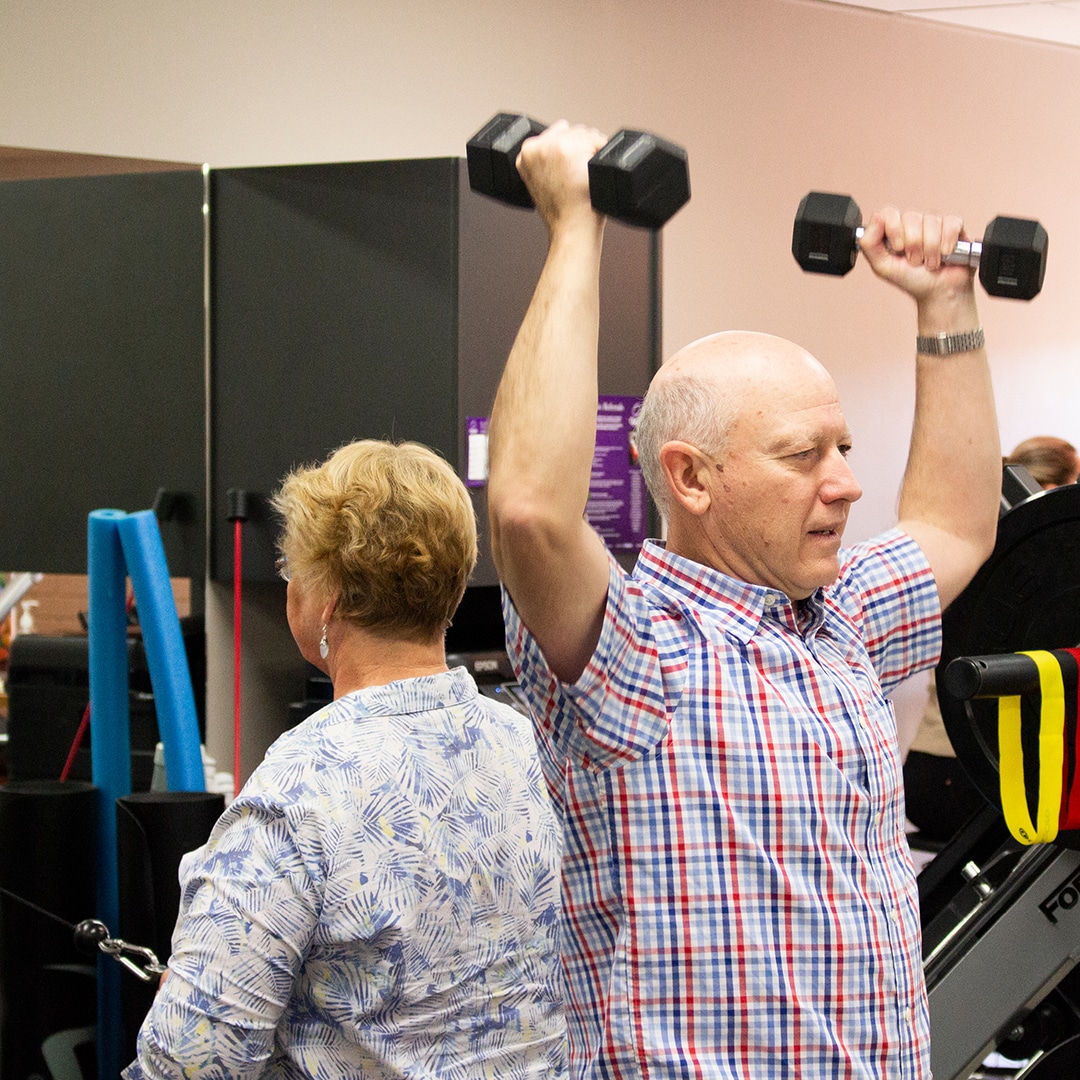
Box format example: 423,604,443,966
465,397,647,551
587,395,647,551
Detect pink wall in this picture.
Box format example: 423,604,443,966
3,0,1076,767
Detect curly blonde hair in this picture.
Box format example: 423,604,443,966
272,440,477,642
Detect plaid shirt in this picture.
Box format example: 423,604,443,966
504,528,941,1079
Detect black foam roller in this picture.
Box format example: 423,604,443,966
0,780,98,1079
116,790,224,1061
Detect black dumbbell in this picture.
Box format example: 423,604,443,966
466,112,690,230
791,191,1048,301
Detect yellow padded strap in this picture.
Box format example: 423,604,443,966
999,650,1065,845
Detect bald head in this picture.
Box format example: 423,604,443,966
637,331,839,515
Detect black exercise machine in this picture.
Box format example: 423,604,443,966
919,475,1080,1078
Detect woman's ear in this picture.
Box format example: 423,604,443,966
320,589,340,627
659,441,715,517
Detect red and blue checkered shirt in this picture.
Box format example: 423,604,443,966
504,527,941,1079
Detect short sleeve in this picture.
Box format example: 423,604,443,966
503,552,684,771
835,527,943,695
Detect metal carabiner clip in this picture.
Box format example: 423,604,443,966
74,919,166,983
98,935,167,982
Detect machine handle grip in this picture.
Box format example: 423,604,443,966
943,653,1042,700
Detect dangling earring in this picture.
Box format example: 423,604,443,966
319,624,329,660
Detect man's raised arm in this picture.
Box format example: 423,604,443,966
487,122,614,684
861,207,1001,609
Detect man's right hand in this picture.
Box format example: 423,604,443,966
516,120,609,234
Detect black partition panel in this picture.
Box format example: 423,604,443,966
456,161,660,587
0,169,206,576
210,157,659,592
209,159,461,582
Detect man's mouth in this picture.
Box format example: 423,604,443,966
807,525,844,541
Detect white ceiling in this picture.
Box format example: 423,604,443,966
820,0,1080,47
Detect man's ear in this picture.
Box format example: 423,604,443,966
659,441,714,517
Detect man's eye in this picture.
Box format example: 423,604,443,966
839,444,852,458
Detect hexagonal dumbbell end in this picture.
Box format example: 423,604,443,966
466,112,547,209
792,192,863,275
979,216,1049,301
588,130,690,230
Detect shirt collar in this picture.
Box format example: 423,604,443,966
634,538,826,643
339,666,476,717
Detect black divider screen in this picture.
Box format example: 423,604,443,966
209,159,460,582
209,157,659,588
0,169,205,576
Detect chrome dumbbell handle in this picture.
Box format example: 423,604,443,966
852,226,982,268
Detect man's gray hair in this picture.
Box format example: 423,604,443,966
636,370,738,517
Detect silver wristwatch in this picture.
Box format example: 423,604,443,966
916,327,985,356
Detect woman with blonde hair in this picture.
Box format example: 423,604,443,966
126,440,566,1079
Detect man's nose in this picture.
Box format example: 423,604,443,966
823,452,862,504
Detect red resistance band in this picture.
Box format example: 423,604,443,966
233,518,243,800
1060,647,1080,831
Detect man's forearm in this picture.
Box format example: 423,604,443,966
488,215,605,536
899,291,1001,605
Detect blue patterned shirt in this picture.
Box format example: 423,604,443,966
125,667,567,1079
504,529,941,1079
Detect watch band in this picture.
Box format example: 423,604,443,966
916,327,985,356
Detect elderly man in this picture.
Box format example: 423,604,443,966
487,121,1000,1079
